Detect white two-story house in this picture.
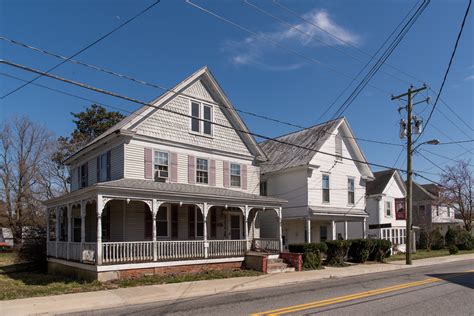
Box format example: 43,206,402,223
364,169,407,252
45,67,285,281
259,118,374,248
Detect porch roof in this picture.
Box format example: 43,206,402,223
46,179,286,207
309,205,368,218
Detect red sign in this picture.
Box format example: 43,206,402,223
395,198,406,220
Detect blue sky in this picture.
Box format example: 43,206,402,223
1,0,473,182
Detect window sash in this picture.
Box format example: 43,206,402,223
196,158,209,184
154,151,169,179
191,102,200,132
190,102,212,135
347,178,355,204
230,164,241,187
386,202,391,216
203,105,212,135
322,175,330,202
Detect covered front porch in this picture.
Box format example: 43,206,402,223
45,181,284,266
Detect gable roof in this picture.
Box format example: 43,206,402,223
65,67,266,164
412,181,437,201
259,117,374,179
366,169,406,196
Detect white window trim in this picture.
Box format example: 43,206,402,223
322,174,330,204
229,162,241,188
195,157,209,185
156,204,171,239
347,177,355,206
385,200,392,217
189,100,214,138
154,150,170,182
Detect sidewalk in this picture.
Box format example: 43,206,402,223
1,254,473,316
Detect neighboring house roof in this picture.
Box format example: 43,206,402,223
259,117,374,179
366,169,406,196
65,66,266,164
421,184,440,197
411,181,437,201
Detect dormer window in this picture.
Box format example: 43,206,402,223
154,151,169,182
190,101,213,136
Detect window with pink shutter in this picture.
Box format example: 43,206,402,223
188,155,195,184
144,148,153,179
223,161,230,188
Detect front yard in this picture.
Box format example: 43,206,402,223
386,249,474,262
0,253,261,300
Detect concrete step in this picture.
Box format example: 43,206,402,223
267,265,296,274
267,258,284,264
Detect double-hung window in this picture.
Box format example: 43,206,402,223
347,178,355,205
385,201,392,216
79,163,88,188
190,101,213,136
154,151,169,182
260,181,267,196
230,163,241,187
322,174,330,203
196,158,209,184
97,151,111,182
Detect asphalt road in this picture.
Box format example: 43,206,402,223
70,260,474,316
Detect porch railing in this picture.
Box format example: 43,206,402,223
47,241,56,257
251,238,281,253
57,241,68,259
157,240,204,261
102,241,154,264
208,240,246,258
69,243,82,261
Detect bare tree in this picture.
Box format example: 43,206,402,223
0,116,57,244
440,160,473,232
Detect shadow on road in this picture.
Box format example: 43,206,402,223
426,272,474,289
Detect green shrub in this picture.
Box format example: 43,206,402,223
288,242,327,254
302,250,322,270
455,230,473,250
368,239,392,262
325,240,351,266
445,227,457,247
348,239,373,263
430,230,445,250
448,245,459,255
417,230,428,250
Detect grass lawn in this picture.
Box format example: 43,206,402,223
386,249,474,262
0,252,262,301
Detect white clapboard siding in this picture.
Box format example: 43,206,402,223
133,80,252,157
177,153,188,183
246,165,260,195
124,143,145,179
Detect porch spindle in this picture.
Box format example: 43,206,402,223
152,199,158,262
203,203,208,259
278,207,283,252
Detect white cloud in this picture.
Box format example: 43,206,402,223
465,75,474,81
222,8,360,71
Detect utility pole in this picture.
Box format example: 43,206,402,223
391,84,427,265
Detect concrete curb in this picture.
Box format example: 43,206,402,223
1,254,473,315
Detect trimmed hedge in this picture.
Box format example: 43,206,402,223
288,242,326,270
326,240,351,266
348,239,373,263
288,242,327,254
448,245,459,255
368,239,392,262
455,230,473,250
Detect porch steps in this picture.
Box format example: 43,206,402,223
266,258,295,273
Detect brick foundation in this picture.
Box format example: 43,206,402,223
280,252,303,271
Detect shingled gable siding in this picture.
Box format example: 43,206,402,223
132,80,252,157
144,148,153,179
188,155,195,184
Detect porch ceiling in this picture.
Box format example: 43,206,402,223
309,205,368,218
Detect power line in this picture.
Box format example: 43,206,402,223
0,0,161,100
435,91,474,132
416,150,445,173
185,0,390,95
438,139,474,145
414,0,472,143
330,0,430,120
0,59,411,172
0,36,404,148
420,148,474,167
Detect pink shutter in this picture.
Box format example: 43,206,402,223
223,161,230,188
144,148,153,180
210,159,216,186
188,155,195,184
170,152,178,182
242,164,247,190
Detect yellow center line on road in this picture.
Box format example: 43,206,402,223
251,270,474,316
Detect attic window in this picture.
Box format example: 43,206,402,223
190,101,213,136
335,134,342,161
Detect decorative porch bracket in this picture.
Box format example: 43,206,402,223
96,195,106,265
196,203,210,258
151,199,164,262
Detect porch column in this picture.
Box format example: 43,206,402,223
46,208,50,243
306,217,311,243
331,220,336,240
96,196,104,265
66,204,72,260
344,221,348,240
80,201,86,262
278,207,283,252
55,206,60,258
203,203,209,259
362,218,367,239
244,205,249,251
152,199,158,262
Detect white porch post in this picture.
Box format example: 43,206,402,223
362,218,367,239
344,221,348,240
66,204,72,260
80,201,86,262
278,207,283,252
331,220,336,240
306,217,311,243
152,199,158,262
55,206,60,258
46,208,50,243
203,203,209,259
96,196,104,265
244,205,249,251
